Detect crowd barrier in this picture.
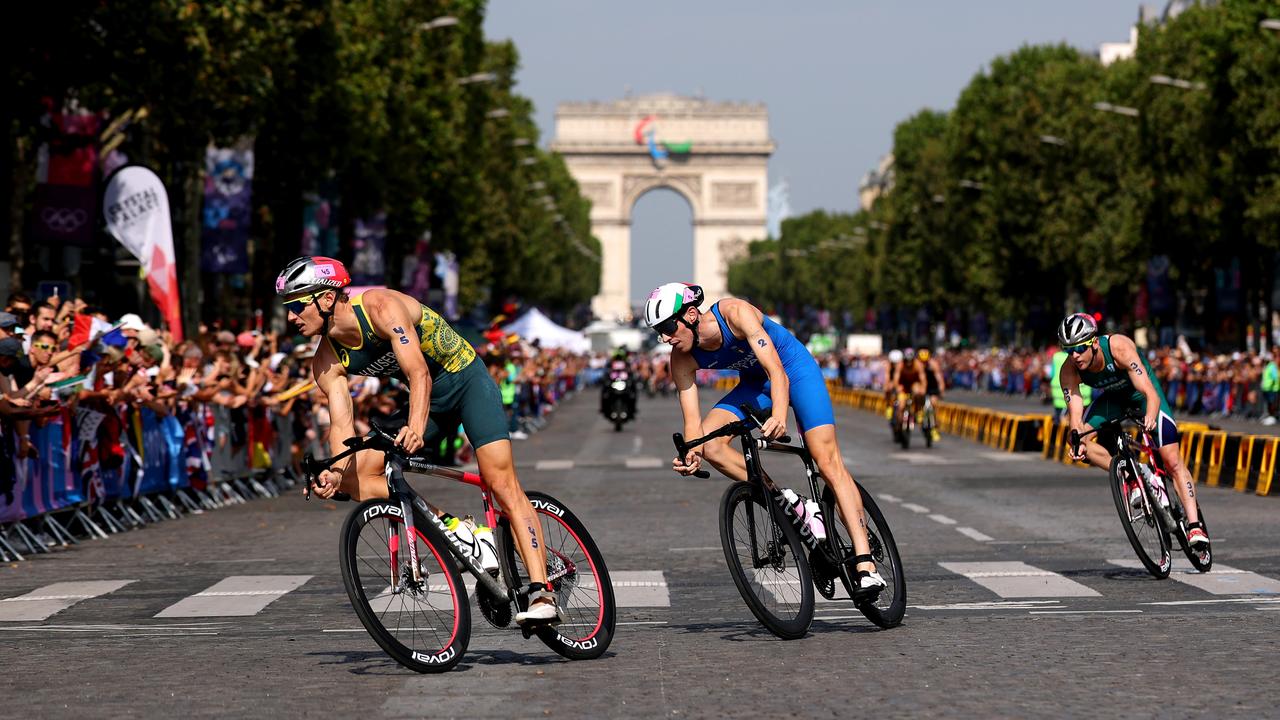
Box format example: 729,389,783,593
0,402,299,562
709,376,1278,498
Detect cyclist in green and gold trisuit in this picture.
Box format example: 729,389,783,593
277,256,563,625
1056,313,1208,548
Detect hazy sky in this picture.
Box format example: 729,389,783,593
484,1,1140,302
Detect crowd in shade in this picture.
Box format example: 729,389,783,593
819,344,1280,424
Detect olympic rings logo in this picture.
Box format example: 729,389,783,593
40,207,88,234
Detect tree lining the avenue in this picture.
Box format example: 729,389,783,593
732,1,1280,348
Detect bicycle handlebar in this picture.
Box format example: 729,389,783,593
300,420,420,502
672,405,793,479
1068,409,1149,458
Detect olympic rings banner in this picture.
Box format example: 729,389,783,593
103,166,183,342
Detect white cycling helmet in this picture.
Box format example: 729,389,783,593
1057,312,1098,346
888,349,904,364
643,282,704,329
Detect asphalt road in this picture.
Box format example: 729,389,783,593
4,387,1278,719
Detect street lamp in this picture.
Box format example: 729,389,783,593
420,15,459,31
1093,101,1140,118
511,138,532,147
1038,134,1067,147
1149,74,1205,91
485,108,510,119
457,72,498,86
519,157,538,166
1260,18,1280,34
527,181,546,191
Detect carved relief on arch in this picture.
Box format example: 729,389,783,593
621,174,703,219
579,181,614,208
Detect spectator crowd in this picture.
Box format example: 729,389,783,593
818,344,1280,424
1,285,604,548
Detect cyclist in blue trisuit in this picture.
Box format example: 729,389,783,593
647,283,886,597
1057,312,1208,548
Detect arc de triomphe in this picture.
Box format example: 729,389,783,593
550,94,774,321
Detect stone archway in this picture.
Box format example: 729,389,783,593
551,94,774,320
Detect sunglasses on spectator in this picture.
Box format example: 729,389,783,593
32,342,55,351
652,316,682,337
1064,342,1092,355
282,293,324,315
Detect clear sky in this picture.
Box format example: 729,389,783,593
484,1,1141,302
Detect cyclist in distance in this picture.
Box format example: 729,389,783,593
277,256,564,624
884,349,904,419
921,348,945,442
1056,312,1208,548
895,348,926,420
647,282,886,597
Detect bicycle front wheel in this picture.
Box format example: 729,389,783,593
339,499,471,673
719,482,814,639
500,491,616,660
1109,456,1171,579
822,484,907,628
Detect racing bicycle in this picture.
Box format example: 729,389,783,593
1071,411,1211,579
302,422,616,672
674,406,906,639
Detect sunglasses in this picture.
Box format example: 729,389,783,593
282,293,324,315
652,316,682,337
32,342,55,351
1064,342,1092,355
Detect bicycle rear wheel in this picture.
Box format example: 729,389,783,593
339,499,470,673
719,482,814,639
1108,456,1171,579
499,491,615,660
822,484,907,628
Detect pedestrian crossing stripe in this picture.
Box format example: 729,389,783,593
0,581,136,622
1106,559,1280,595
937,561,1100,598
8,559,1280,623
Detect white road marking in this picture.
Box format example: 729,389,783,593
892,453,949,464
624,456,664,469
955,527,994,542
901,503,931,514
534,459,575,471
589,571,670,607
1028,610,1142,615
911,600,1064,611
669,547,721,552
155,576,312,618
1141,597,1280,607
939,561,1100,598
0,581,136,622
928,514,957,525
878,494,903,504
977,451,1037,462
754,568,848,605
1108,559,1280,595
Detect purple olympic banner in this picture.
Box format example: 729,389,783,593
201,146,254,273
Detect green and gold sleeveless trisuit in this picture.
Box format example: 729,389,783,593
1079,335,1179,447
327,292,509,448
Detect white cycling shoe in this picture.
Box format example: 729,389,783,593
515,592,564,626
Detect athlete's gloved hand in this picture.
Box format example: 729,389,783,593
394,426,424,454
760,413,788,441
1143,412,1158,435
672,450,702,476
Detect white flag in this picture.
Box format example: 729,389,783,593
102,166,183,342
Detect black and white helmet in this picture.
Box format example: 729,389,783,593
1057,313,1098,346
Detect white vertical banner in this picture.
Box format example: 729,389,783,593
102,166,183,342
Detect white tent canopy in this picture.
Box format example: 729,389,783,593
502,308,591,353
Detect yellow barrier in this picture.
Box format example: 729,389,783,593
702,377,1279,495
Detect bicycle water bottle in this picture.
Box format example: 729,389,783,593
781,488,827,540
1138,465,1169,509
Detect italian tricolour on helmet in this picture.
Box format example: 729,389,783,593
276,256,352,297
643,282,704,328
1057,312,1098,346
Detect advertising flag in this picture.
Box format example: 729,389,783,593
102,166,183,342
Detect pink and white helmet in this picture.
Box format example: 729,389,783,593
275,256,352,297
